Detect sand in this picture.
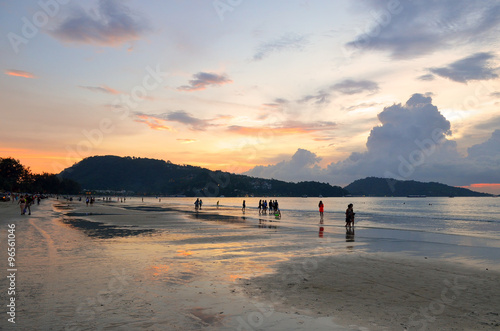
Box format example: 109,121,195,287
0,198,499,330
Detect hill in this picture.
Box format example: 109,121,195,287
60,155,348,197
344,177,491,197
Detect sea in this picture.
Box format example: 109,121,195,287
141,196,500,270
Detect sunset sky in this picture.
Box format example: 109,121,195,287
1,0,500,193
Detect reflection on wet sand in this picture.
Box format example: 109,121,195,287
318,226,324,238
346,228,355,242
258,218,279,229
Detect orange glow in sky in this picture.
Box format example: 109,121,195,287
5,70,36,78
461,184,500,195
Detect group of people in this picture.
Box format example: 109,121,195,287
191,198,355,226
85,196,96,206
194,198,203,210
17,194,40,215
318,200,355,228
258,199,279,215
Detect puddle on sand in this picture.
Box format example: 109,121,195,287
60,218,155,239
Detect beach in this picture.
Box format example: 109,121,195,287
0,197,499,330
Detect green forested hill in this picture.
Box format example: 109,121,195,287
60,155,348,197
344,177,491,197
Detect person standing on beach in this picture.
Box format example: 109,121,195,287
242,200,246,212
345,203,355,228
258,200,262,214
318,200,324,221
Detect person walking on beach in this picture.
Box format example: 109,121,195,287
345,203,355,228
242,200,246,213
25,195,33,215
318,200,324,221
194,198,200,210
258,200,262,214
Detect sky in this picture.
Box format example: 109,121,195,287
1,0,500,194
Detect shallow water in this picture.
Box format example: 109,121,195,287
126,196,500,270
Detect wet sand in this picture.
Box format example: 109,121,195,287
0,198,499,330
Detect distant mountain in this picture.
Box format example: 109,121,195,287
344,177,491,197
60,155,348,197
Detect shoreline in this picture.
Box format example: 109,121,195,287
0,199,499,330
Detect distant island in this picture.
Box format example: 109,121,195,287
344,177,491,197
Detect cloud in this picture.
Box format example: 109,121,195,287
134,111,227,131
263,98,290,109
50,0,150,46
164,110,216,131
244,148,325,182
5,69,36,78
490,92,500,98
177,72,233,92
244,94,500,186
428,52,498,83
134,114,173,131
253,33,309,61
227,121,336,136
332,79,379,95
417,74,435,81
342,102,380,112
346,1,500,59
298,89,332,105
298,79,379,105
467,129,500,159
79,85,121,95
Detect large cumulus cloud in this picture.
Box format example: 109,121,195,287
245,94,500,186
